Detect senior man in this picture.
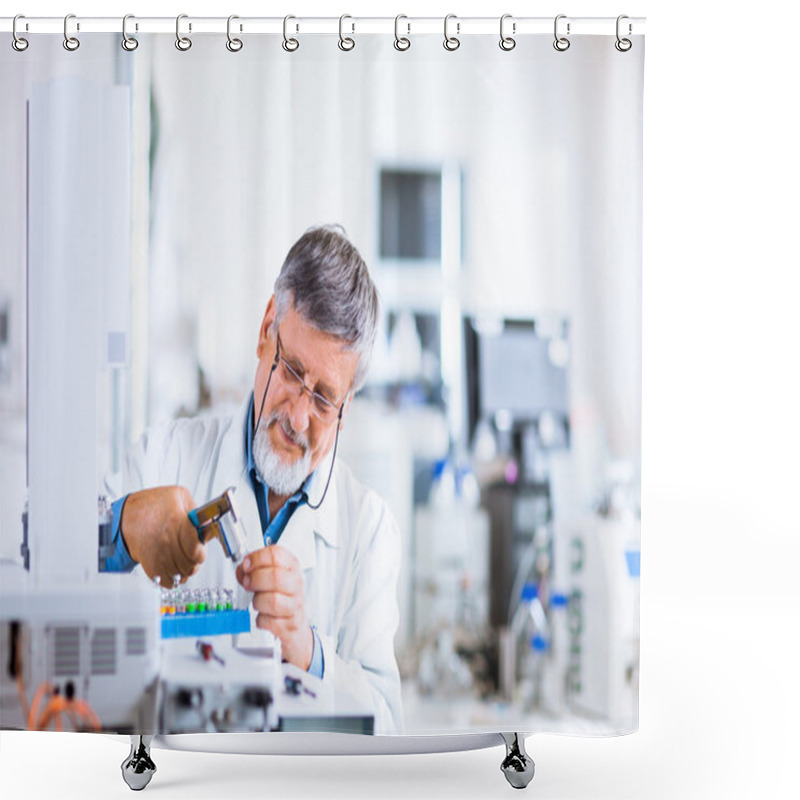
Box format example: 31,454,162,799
104,225,402,734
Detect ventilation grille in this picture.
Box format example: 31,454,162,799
126,626,146,656
90,628,116,675
52,626,81,677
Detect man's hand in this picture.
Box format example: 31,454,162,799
236,546,314,671
121,486,206,586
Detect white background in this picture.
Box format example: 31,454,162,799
2,1,798,799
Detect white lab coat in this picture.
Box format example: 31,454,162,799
106,398,403,734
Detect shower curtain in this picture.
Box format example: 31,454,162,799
0,17,644,749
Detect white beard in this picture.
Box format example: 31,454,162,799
253,410,312,497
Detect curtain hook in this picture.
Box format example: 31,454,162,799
394,14,410,51
553,14,570,52
226,15,243,52
122,14,138,51
175,14,192,51
283,15,299,52
12,15,29,52
339,14,355,51
63,13,80,51
443,14,460,51
615,15,632,52
499,14,516,51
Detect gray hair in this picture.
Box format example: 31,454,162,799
273,224,379,392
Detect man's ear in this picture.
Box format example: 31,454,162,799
256,295,277,359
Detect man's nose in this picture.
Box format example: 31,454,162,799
287,387,312,434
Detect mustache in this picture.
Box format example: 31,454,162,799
263,410,308,453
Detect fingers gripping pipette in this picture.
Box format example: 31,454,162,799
188,487,249,564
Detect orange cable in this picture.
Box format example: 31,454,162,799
36,694,67,731
27,682,52,730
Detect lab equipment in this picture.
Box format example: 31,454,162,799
464,316,570,451
540,593,570,715
465,316,570,635
158,636,280,734
0,76,282,758
0,79,161,735
0,561,161,733
188,488,249,564
502,583,550,711
552,463,640,726
412,498,490,639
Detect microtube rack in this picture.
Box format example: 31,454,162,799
160,586,250,639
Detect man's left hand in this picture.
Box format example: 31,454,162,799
236,545,314,671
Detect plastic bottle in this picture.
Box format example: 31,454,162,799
541,592,569,714
509,584,538,643
510,584,549,711
429,456,457,507
518,633,548,712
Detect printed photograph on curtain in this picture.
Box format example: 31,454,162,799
0,30,643,740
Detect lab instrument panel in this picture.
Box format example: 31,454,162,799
0,562,373,737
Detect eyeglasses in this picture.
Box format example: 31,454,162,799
274,332,345,425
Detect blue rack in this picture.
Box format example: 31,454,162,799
161,609,250,639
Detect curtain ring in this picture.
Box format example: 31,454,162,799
553,14,570,52
12,15,29,52
394,15,410,51
615,15,632,52
121,14,138,51
283,15,299,52
175,14,192,51
226,15,243,52
63,13,80,51
499,14,516,51
338,14,355,51
443,14,460,51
